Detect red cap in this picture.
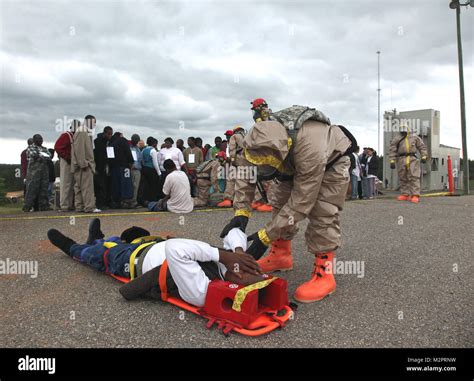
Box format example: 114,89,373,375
216,151,227,160
251,98,267,109
224,130,234,136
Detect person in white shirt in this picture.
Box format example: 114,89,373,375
145,159,193,213
159,137,186,173
47,219,263,307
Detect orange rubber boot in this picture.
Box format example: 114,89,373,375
410,195,420,203
256,204,273,212
257,239,293,273
251,201,264,210
293,252,336,303
217,199,232,207
397,194,410,201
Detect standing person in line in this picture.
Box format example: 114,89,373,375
93,126,113,210
205,136,222,160
183,136,203,197
195,137,206,162
359,147,369,199
176,139,185,152
109,132,134,209
130,134,142,208
23,134,52,212
159,137,186,180
365,148,379,199
349,146,362,200
55,120,79,211
141,137,162,202
71,115,101,213
21,138,33,197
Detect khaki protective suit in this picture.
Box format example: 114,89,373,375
193,159,222,207
236,118,351,253
71,126,96,212
389,133,428,196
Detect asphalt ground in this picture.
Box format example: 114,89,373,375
0,195,472,348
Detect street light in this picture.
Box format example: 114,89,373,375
449,0,472,195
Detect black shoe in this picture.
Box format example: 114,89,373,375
47,229,76,255
86,218,105,245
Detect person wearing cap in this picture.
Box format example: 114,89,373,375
389,121,428,203
47,219,262,308
194,151,227,207
221,104,353,303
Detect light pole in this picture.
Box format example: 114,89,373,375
449,0,472,195
377,51,381,155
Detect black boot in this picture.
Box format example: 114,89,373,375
47,229,76,256
86,218,105,245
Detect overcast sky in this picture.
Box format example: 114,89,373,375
0,0,473,164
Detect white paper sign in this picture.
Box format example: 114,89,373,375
131,150,138,161
188,153,195,164
107,147,115,158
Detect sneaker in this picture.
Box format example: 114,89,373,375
93,208,102,213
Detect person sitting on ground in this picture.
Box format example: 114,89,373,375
47,219,263,307
194,151,227,207
145,159,193,213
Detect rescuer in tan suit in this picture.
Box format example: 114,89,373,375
389,122,428,204
194,151,227,207
221,105,354,303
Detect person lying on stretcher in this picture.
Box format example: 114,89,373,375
47,219,264,306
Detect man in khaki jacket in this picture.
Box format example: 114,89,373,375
71,115,100,213
221,105,353,303
389,122,428,204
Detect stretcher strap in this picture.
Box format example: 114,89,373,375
129,242,155,280
232,277,277,312
159,259,169,302
103,249,110,274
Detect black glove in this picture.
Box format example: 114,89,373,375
246,232,269,260
220,215,249,238
390,162,396,169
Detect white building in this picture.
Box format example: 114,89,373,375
383,109,463,191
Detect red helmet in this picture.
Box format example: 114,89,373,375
251,98,267,110
216,151,227,160
224,130,234,136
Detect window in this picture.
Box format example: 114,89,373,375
431,158,439,172
441,158,444,166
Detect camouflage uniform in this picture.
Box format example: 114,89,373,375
193,159,222,207
23,144,51,211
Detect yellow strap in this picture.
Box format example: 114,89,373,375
405,136,410,167
243,138,291,173
235,209,251,218
232,277,278,312
257,229,271,246
131,235,163,244
103,242,118,249
129,242,155,280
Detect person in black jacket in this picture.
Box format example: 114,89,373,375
109,132,134,209
94,126,113,209
365,148,379,199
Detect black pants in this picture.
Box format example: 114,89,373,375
141,167,162,201
94,171,110,209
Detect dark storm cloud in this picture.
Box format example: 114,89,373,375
0,0,472,157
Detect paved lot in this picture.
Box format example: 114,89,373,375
0,196,472,348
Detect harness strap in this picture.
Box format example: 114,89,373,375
129,242,155,280
159,259,169,302
103,249,111,274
